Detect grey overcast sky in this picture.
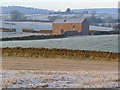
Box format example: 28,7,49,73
0,0,119,11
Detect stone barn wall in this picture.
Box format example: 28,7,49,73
81,19,89,35
52,23,82,35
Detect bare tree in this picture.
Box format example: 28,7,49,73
10,10,25,21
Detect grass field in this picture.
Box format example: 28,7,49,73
1,35,118,52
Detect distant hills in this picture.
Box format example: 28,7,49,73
72,8,118,15
0,6,118,15
1,6,54,14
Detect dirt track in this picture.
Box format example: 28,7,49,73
2,57,118,71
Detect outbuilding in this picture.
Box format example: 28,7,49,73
52,17,89,35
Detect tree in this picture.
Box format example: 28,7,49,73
10,10,25,21
66,8,71,14
113,24,120,30
97,18,102,23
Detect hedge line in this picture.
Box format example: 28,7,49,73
1,35,65,41
2,47,119,61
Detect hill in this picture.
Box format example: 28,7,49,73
1,6,54,14
0,6,118,15
72,8,118,14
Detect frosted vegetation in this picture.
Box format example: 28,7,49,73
1,21,52,32
2,70,119,88
1,35,118,53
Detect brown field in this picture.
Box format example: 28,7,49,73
2,57,118,71
2,52,119,88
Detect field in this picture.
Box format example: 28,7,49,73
2,57,119,88
1,35,118,52
0,21,52,38
1,21,52,32
1,34,119,88
2,57,118,71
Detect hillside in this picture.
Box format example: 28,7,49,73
0,6,54,14
72,8,118,15
0,6,118,15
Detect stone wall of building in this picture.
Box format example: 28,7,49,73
81,19,89,35
52,23,82,35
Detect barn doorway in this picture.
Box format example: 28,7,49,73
73,26,76,30
61,29,64,34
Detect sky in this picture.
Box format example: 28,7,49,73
0,0,119,11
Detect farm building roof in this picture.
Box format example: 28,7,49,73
53,17,86,24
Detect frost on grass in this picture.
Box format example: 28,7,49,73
1,35,118,53
2,70,119,88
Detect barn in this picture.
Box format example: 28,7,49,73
52,17,89,35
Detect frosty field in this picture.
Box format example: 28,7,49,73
2,57,119,88
1,35,119,52
1,21,52,32
2,70,118,88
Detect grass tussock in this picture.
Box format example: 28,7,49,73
2,47,119,61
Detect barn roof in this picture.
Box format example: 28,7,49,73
53,17,86,24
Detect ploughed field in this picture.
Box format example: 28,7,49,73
1,35,118,52
2,57,118,71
